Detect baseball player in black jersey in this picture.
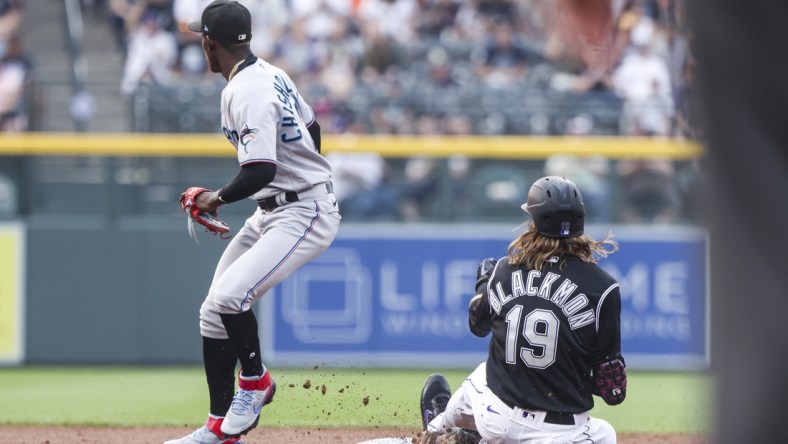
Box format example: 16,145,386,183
420,176,626,444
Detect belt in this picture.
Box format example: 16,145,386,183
257,182,333,211
542,411,575,425
502,399,575,426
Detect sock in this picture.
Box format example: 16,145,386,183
219,310,264,378
202,336,238,417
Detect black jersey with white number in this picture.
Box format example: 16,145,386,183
482,255,621,413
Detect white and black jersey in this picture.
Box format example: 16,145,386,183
475,255,622,413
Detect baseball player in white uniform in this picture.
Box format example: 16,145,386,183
165,2,341,443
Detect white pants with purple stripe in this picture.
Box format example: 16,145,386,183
199,195,340,339
431,362,617,444
428,362,487,433
473,385,617,444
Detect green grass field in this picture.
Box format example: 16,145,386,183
0,366,711,434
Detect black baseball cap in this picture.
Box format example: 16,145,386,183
187,0,252,44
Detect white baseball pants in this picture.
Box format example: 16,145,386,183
199,195,340,339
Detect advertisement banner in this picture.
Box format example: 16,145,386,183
262,225,708,370
0,222,25,365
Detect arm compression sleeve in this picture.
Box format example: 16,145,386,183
217,162,277,204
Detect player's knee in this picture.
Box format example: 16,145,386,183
199,300,227,338
596,419,617,444
212,291,245,314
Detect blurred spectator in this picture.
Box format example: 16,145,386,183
120,10,178,96
173,42,208,80
272,24,322,78
398,156,440,222
290,0,352,20
445,154,472,219
616,158,681,223
415,0,462,41
108,0,174,58
444,113,473,135
359,22,402,77
358,0,418,45
453,0,488,44
172,0,211,52
612,21,673,136
315,17,364,108
0,33,32,132
628,77,674,136
473,19,534,88
240,0,289,60
544,154,611,222
107,0,133,55
419,46,473,117
475,0,517,25
326,152,399,221
610,0,647,62
293,0,344,42
0,0,21,43
414,113,442,134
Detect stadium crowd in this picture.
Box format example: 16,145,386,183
0,0,31,132
105,0,693,138
2,0,700,225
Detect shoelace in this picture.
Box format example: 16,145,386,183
230,389,256,415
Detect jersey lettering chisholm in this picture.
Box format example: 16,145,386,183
273,75,303,143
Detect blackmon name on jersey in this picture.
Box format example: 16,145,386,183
484,255,621,413
486,261,595,330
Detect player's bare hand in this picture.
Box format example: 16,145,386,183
195,190,222,214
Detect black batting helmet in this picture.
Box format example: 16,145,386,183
522,176,585,238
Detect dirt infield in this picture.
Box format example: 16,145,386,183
0,426,710,444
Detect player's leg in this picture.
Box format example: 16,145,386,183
512,414,616,444
421,374,451,430
205,216,264,406
428,362,487,433
211,199,340,373
197,214,273,438
472,384,524,444
165,220,261,443
211,199,341,313
577,416,616,443
211,199,340,436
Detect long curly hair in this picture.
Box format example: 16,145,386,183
508,223,618,270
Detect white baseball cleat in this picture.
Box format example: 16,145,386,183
163,416,243,444
220,370,277,438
